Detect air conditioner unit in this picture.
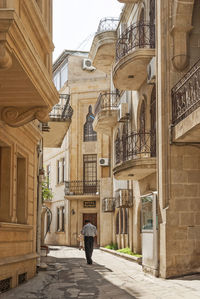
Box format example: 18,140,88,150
147,57,156,84
99,158,109,166
82,58,96,71
118,103,129,122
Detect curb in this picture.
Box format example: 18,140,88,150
100,247,142,265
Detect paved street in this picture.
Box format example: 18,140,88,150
1,246,200,299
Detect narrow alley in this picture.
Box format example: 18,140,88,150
2,247,200,299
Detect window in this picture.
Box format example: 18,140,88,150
124,208,128,234
57,207,60,231
57,160,62,184
46,165,51,188
83,154,97,193
116,211,119,234
61,158,65,183
83,105,97,142
139,100,146,149
0,145,11,222
60,64,68,87
150,85,156,157
61,206,65,232
46,210,51,234
16,155,27,224
53,72,60,91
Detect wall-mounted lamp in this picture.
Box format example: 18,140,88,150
71,209,75,215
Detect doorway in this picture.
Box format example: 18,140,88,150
83,213,98,247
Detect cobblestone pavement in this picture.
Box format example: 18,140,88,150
1,246,200,299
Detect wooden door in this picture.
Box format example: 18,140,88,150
83,213,98,247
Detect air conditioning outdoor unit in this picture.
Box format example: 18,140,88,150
82,58,96,71
147,57,156,84
118,103,129,122
99,158,109,166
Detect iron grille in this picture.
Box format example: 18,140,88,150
96,17,119,34
115,189,133,208
102,198,115,212
115,131,155,164
116,22,155,61
65,180,100,195
94,92,120,115
18,273,27,285
172,59,200,125
0,277,11,293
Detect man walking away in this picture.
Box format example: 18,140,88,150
81,219,97,264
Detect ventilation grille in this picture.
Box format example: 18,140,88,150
18,273,27,285
0,277,11,293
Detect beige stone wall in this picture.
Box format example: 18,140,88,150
0,122,41,287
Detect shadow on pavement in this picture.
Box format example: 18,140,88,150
1,254,138,299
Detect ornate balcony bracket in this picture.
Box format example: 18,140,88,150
171,0,194,71
1,106,49,127
0,41,12,69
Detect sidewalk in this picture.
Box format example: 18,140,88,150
1,246,200,299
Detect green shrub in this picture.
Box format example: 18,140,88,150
117,247,142,257
104,242,118,250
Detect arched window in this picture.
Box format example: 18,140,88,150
115,129,121,164
139,100,146,150
83,105,97,142
149,0,155,48
122,123,128,161
139,8,145,47
124,208,128,234
116,211,119,234
150,85,156,157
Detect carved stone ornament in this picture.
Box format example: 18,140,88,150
0,41,12,69
1,107,49,127
171,0,194,71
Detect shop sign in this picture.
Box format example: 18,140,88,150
83,201,96,208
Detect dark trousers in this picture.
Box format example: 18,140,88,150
84,236,94,264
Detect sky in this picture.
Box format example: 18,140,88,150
52,0,124,61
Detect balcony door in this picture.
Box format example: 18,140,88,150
150,85,156,157
83,154,97,194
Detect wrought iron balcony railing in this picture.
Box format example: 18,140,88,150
50,94,73,121
102,198,115,212
94,92,120,116
115,131,156,164
116,21,155,61
172,59,200,125
115,189,133,208
64,180,100,196
96,17,119,34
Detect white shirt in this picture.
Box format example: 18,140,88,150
81,223,97,237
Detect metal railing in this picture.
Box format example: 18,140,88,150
49,94,73,121
96,17,119,34
115,131,156,164
115,189,133,208
172,59,200,125
116,21,155,61
64,180,100,196
102,198,115,212
94,92,120,115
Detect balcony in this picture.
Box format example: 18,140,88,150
43,95,73,147
115,189,133,208
89,17,119,73
172,59,200,142
113,22,155,90
0,2,59,127
113,131,156,180
93,92,120,134
102,198,115,212
64,180,100,199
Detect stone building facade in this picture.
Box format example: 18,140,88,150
0,0,58,292
89,0,200,278
44,50,114,248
